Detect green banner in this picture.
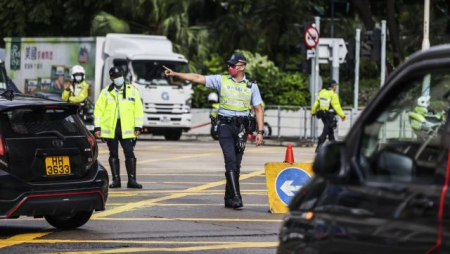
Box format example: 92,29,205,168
10,38,21,70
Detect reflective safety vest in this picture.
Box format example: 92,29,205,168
312,88,345,118
93,83,144,139
61,81,89,104
219,76,252,112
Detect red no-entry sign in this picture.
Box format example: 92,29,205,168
304,26,320,49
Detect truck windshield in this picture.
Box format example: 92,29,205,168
132,60,190,86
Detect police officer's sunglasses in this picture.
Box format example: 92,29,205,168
228,64,244,69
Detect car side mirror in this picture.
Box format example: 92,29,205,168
313,142,346,179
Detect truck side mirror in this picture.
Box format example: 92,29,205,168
313,142,346,179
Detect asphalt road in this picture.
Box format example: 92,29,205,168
0,138,316,254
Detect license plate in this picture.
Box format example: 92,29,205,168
161,116,170,123
45,156,71,175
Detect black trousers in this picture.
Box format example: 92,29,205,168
319,114,336,142
106,120,136,160
218,122,246,173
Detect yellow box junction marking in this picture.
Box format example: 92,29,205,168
0,232,51,249
93,170,265,218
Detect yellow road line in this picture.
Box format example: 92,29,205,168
109,189,266,194
113,181,265,185
0,232,51,249
91,217,282,222
32,239,274,245
108,192,267,197
49,242,278,253
92,170,265,218
106,203,267,207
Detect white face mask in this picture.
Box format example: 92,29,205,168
113,77,124,86
74,75,83,82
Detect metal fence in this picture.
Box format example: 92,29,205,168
190,106,420,142
263,105,361,141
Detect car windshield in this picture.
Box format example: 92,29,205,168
0,106,86,137
131,60,190,86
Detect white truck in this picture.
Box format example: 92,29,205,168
4,34,193,140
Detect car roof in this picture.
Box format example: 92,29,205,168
0,93,75,110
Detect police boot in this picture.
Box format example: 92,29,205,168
236,173,243,206
315,137,326,153
108,158,121,188
224,171,243,209
125,158,142,189
224,178,232,208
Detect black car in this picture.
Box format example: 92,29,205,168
278,46,450,253
0,91,108,229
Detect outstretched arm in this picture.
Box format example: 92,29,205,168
163,65,206,85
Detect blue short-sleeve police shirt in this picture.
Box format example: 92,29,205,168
205,75,263,117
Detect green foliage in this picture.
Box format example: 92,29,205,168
91,11,130,36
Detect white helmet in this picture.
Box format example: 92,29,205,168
208,92,218,103
417,95,430,108
71,65,85,75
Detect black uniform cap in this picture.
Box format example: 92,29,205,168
109,67,123,78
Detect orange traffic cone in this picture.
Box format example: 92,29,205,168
284,144,295,163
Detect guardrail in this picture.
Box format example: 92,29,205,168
190,106,363,141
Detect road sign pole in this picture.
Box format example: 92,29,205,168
381,20,387,87
313,16,320,142
353,29,361,126
310,56,316,142
331,39,340,90
331,38,340,139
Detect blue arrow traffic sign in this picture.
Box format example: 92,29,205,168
275,167,312,205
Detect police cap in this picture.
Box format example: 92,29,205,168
227,53,247,65
109,67,123,78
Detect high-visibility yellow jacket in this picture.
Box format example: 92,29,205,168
94,83,144,139
312,88,345,118
61,81,89,104
219,76,252,111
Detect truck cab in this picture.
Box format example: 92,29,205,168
100,34,193,140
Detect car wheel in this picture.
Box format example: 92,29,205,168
44,210,93,230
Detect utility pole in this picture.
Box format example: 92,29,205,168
312,17,320,142
353,29,360,126
380,20,386,86
422,0,430,96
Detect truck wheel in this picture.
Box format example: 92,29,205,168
164,130,182,141
45,210,93,230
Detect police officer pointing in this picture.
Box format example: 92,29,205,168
311,80,345,152
163,53,264,209
94,67,144,189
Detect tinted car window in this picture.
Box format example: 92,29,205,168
358,73,449,184
1,106,85,136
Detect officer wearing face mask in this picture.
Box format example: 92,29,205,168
163,53,264,209
62,65,89,104
94,67,144,189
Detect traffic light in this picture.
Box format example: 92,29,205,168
345,39,355,75
296,44,311,74
362,28,381,63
